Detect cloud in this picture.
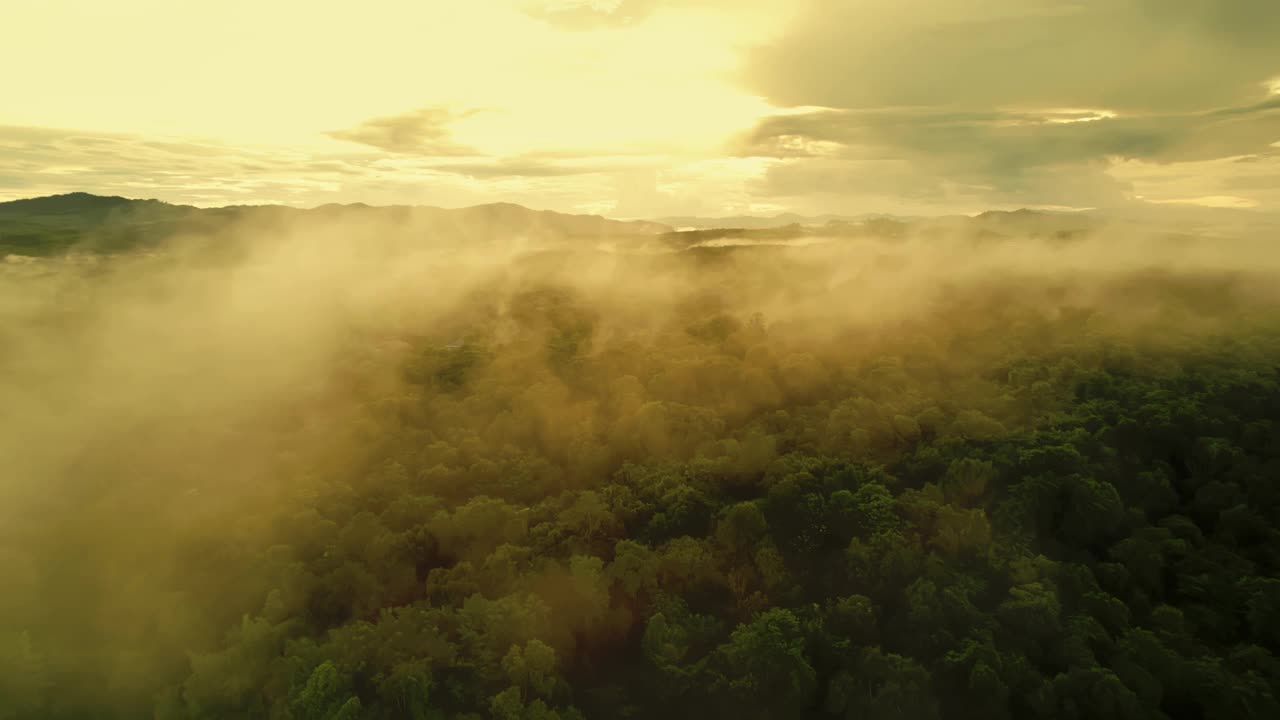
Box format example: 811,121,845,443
0,125,752,217
737,97,1279,209
422,158,617,179
1149,195,1259,209
1110,151,1280,209
738,97,1280,168
730,0,1280,211
745,0,1280,114
324,108,484,156
520,0,661,29
520,0,772,30
749,154,1131,213
0,126,358,205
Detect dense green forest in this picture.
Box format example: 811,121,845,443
2,209,1280,719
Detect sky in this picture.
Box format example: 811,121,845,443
2,0,1278,218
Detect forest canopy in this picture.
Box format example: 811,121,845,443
2,203,1280,719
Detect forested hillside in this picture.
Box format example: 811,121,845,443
2,215,1279,719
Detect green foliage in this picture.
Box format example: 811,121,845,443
291,662,361,720
708,609,817,719
8,233,1280,719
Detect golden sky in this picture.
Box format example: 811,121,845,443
3,0,1279,217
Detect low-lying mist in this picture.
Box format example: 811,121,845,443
3,209,1279,718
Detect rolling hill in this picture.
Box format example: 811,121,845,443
0,193,672,256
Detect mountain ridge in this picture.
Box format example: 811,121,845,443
0,192,672,256
4,192,1276,257
0,192,668,228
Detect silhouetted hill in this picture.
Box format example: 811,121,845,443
6,194,1275,258
0,194,671,256
0,191,132,213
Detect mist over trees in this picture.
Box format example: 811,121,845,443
2,198,1280,719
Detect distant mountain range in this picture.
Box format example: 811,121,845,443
655,212,915,230
2,192,1275,257
653,208,1106,249
659,204,1280,233
0,193,671,256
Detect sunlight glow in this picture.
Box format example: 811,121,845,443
1043,108,1118,124
1150,195,1260,209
